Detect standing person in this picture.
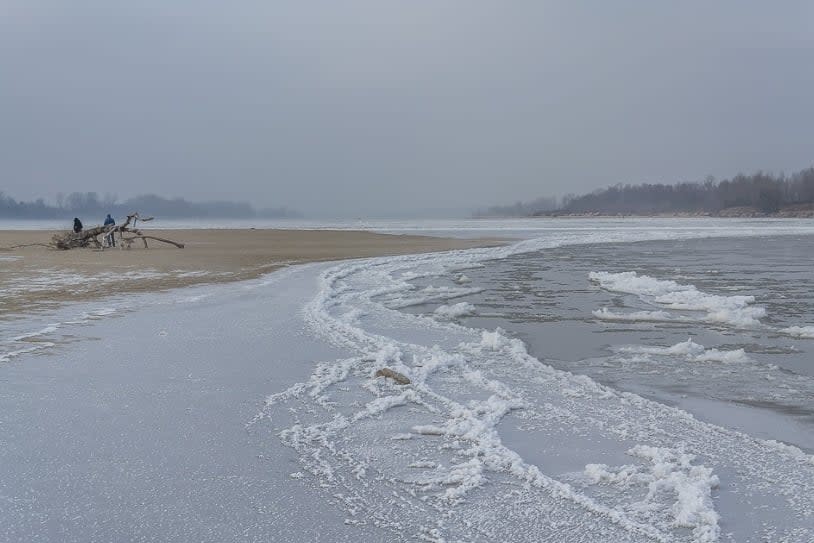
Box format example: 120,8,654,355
103,213,116,247
73,217,83,234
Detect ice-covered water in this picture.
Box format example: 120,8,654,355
3,218,814,542
434,236,814,448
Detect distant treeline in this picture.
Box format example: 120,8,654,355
0,192,301,220
477,167,814,217
473,196,558,218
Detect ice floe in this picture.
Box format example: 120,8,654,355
780,325,814,339
433,302,476,319
593,307,676,323
590,270,766,327
615,339,750,364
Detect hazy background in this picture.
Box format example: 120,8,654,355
2,1,813,218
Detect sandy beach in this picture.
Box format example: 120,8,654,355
0,229,502,317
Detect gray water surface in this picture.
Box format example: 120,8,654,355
413,235,814,450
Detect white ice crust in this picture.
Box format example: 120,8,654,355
583,445,720,543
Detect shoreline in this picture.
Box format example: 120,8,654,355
0,228,505,318
477,213,814,219
535,207,814,218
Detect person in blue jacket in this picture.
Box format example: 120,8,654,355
103,213,116,247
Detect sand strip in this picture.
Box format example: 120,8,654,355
0,229,503,317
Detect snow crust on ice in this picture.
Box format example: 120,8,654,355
583,445,720,543
0,306,122,364
0,267,213,309
433,302,476,319
616,339,750,364
590,271,766,327
0,343,55,364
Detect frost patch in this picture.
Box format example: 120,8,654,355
583,445,720,543
763,440,814,466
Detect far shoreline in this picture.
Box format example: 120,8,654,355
477,211,814,219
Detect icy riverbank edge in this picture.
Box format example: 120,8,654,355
256,223,814,542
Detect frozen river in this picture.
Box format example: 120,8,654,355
2,218,814,542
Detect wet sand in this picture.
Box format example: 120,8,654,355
0,229,503,317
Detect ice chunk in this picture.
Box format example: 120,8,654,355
780,325,814,339
434,302,476,319
593,307,675,322
590,271,765,327
616,338,750,364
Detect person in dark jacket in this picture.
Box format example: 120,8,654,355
103,214,116,247
73,218,83,234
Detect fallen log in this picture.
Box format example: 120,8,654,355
44,213,183,250
52,226,108,249
121,235,185,249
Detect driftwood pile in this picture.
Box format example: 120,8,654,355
51,213,184,250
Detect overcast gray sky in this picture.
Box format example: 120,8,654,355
2,1,813,217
